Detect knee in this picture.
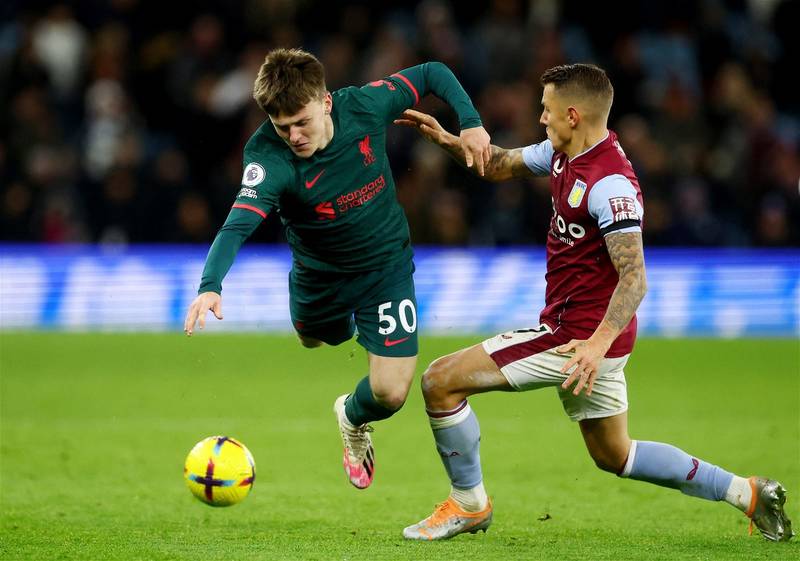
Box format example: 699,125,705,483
592,455,622,474
297,335,323,349
420,357,453,402
590,443,630,474
370,384,408,411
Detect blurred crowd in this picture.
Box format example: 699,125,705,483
1,0,798,247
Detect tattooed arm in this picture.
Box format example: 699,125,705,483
394,109,534,181
594,231,648,342
558,231,647,396
441,144,532,181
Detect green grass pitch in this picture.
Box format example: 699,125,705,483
1,333,797,560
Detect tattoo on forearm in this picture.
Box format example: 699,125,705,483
485,147,529,180
444,140,467,163
444,144,530,181
603,232,647,332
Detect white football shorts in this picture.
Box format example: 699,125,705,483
482,324,629,422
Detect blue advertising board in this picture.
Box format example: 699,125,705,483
1,244,797,337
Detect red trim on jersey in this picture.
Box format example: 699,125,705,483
489,330,570,369
391,72,419,105
232,203,267,218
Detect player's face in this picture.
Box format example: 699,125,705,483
269,93,333,158
539,84,572,152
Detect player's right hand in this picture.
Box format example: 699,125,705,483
184,292,223,336
460,125,491,176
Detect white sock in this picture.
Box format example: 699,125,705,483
724,476,752,513
450,482,488,512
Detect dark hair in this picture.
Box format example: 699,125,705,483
253,48,326,116
540,64,613,113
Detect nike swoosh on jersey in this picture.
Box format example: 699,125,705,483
384,336,410,347
305,169,326,189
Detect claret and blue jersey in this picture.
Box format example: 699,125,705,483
521,131,645,356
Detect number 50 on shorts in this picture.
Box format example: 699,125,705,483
378,299,417,336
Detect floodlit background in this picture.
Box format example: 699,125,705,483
1,0,798,335
1,4,798,561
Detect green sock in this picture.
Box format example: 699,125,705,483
344,376,397,425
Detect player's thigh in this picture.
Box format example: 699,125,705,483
294,316,355,347
288,269,355,346
423,342,511,398
353,261,418,359
367,353,418,406
556,354,630,422
481,325,571,391
297,333,324,348
483,326,630,422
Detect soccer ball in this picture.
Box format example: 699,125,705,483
184,436,256,507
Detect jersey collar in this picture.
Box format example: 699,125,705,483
569,130,610,162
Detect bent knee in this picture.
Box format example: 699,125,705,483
420,357,454,399
590,447,630,474
371,387,408,411
593,456,622,473
297,335,323,348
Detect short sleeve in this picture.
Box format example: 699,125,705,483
232,157,289,218
521,140,554,176
587,174,644,235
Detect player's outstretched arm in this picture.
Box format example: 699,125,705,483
183,207,264,336
395,109,533,182
558,232,647,395
184,292,223,336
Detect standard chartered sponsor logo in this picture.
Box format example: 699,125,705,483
336,175,386,212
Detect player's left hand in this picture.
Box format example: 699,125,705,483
394,109,451,145
460,126,491,176
556,338,607,396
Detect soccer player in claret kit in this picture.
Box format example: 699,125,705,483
184,48,491,490
394,64,794,542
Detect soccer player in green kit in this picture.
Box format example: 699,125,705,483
184,48,491,490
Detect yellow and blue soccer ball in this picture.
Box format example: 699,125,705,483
184,436,255,507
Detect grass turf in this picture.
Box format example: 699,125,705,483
1,333,797,560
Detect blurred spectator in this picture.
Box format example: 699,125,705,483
31,4,88,102
174,192,213,243
0,0,797,248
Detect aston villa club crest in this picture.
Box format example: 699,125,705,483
568,179,587,208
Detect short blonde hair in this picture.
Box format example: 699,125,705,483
252,48,326,116
540,64,614,117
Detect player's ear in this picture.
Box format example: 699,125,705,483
567,106,581,128
323,92,332,115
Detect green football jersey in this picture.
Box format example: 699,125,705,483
198,62,481,292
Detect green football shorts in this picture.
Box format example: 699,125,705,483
288,259,418,358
